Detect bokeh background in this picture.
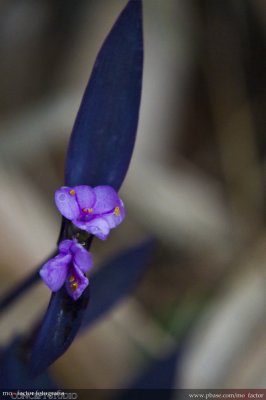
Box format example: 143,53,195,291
0,0,265,389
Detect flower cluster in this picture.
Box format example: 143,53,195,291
55,185,125,240
40,185,125,300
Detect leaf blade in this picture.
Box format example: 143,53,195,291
30,286,90,376
81,239,154,330
65,0,143,190
31,0,144,375
0,337,56,390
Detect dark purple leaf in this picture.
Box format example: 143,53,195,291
31,0,143,375
81,239,155,330
65,0,143,190
30,286,90,377
0,337,56,390
128,351,179,390
115,351,179,400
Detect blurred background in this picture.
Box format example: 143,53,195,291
0,0,265,390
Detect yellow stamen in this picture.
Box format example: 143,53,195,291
69,189,75,196
69,275,75,283
71,282,79,291
83,207,93,214
114,206,120,216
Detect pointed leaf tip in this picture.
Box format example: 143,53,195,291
65,0,143,190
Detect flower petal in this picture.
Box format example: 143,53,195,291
92,186,120,214
73,217,110,240
55,187,80,220
74,185,96,211
104,199,126,229
58,239,74,254
40,254,71,292
65,265,89,301
71,241,93,273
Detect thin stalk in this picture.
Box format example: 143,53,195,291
0,251,56,314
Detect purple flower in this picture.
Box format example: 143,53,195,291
55,185,125,240
40,239,93,300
